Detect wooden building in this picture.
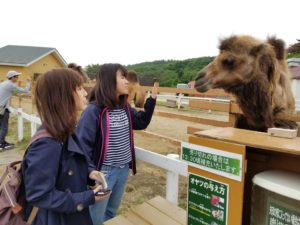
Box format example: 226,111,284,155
0,45,67,82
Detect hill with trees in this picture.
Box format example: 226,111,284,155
85,39,300,87
287,39,300,58
85,57,214,87
126,57,214,87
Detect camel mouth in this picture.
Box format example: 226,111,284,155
194,72,211,93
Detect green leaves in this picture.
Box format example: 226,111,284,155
127,57,214,87
83,57,214,87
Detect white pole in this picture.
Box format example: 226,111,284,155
177,94,183,109
30,114,37,137
208,98,212,113
17,108,24,141
166,154,180,204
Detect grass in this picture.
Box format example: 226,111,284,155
7,115,32,151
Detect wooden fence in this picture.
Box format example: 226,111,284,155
10,85,300,132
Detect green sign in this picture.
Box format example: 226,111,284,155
267,199,300,225
188,173,228,225
181,142,242,181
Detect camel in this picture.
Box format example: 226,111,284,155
194,35,297,132
127,70,146,108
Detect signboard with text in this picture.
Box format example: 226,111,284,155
267,198,300,225
182,142,243,181
188,173,229,225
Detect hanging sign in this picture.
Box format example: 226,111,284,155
188,173,229,225
181,142,243,181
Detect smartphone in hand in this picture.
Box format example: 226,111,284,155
95,189,111,197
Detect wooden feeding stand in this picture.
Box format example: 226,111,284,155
181,127,300,225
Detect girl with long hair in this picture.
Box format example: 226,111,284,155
76,63,157,225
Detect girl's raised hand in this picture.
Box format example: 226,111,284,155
151,82,159,99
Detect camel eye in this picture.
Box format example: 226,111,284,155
222,58,235,69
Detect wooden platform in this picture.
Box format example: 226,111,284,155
104,196,186,225
194,127,300,155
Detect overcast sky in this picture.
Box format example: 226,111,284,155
1,0,299,67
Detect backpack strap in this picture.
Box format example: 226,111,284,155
27,207,39,225
25,129,52,225
29,129,52,146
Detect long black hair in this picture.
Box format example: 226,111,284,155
89,63,128,108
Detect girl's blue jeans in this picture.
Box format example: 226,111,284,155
90,164,129,225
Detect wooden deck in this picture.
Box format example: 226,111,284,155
104,196,186,225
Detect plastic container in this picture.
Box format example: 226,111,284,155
251,170,300,225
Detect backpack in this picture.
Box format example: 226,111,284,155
0,129,51,225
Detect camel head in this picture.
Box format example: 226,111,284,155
194,35,279,94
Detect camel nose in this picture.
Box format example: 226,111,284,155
194,70,211,93
195,71,206,81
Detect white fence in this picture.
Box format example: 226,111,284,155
9,107,188,205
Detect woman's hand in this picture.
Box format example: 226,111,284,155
92,185,111,201
89,170,108,189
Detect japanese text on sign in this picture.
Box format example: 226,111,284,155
181,142,242,181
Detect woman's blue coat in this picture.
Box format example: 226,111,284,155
22,133,95,225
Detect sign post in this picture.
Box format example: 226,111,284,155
183,135,246,225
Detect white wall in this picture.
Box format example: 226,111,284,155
291,80,300,111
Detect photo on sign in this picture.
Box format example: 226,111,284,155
212,209,224,221
211,195,225,206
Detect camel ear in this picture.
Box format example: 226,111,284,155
258,54,275,81
251,44,275,81
250,44,267,56
267,36,285,60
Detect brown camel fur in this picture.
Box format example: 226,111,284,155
127,70,146,108
195,35,297,132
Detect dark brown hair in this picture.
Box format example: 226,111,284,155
89,63,128,108
34,68,84,142
68,62,90,82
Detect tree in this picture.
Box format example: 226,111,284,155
287,39,300,58
85,64,101,80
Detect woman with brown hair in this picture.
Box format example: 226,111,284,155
22,69,109,225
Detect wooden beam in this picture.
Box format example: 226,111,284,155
147,196,186,225
155,111,231,127
189,99,230,112
124,212,151,225
187,126,204,135
275,112,300,122
230,102,243,114
135,130,181,146
132,202,182,225
104,215,135,225
139,86,230,96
